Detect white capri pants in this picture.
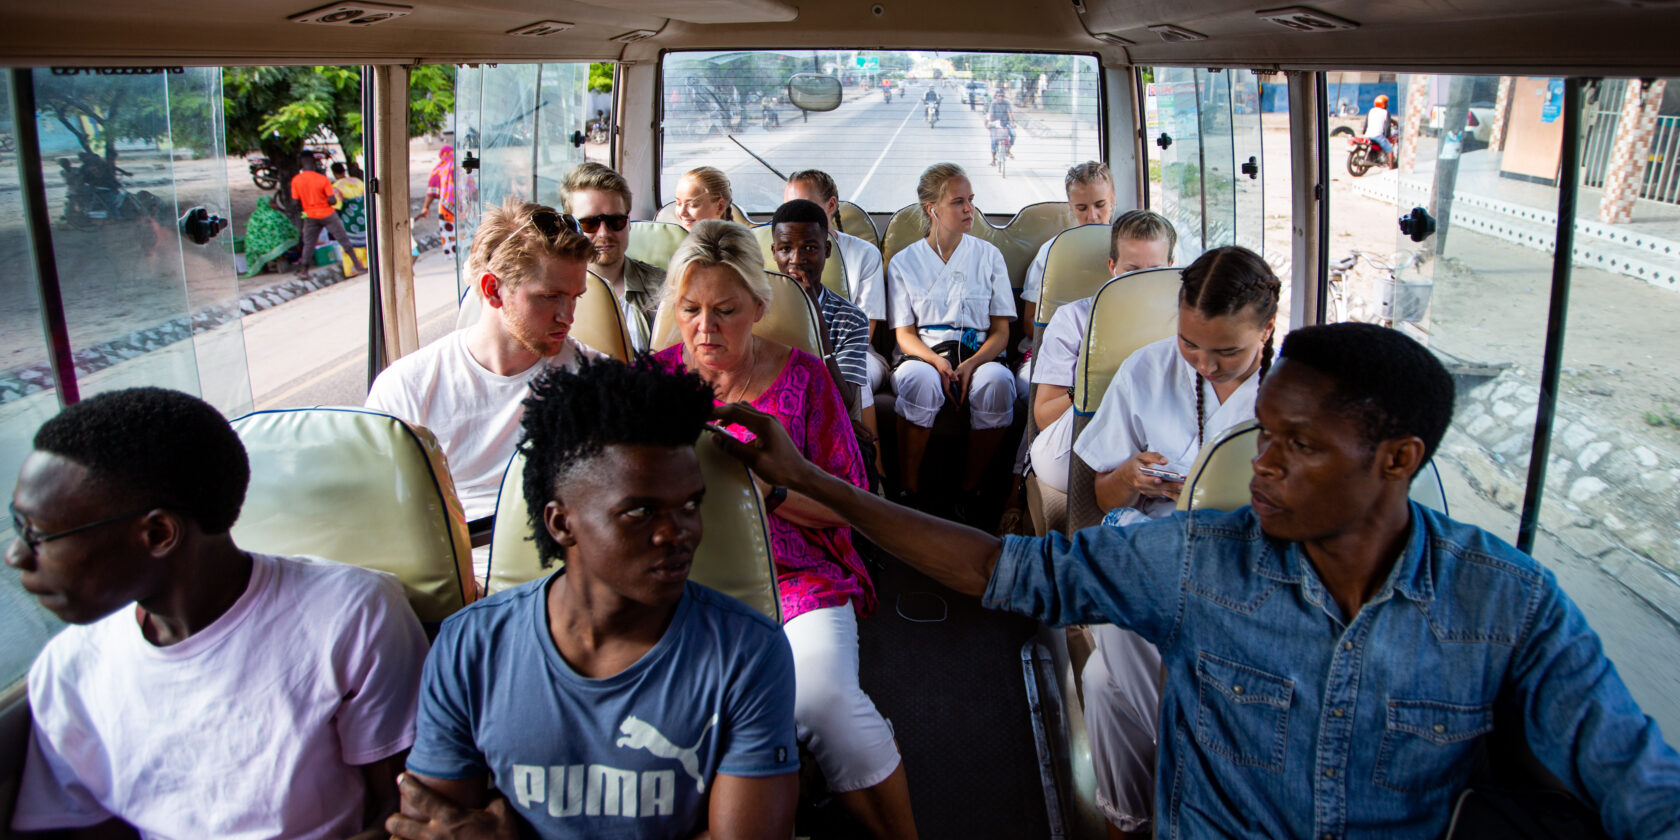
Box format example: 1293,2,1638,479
1081,623,1163,832
892,358,1015,430
785,604,902,793
1027,410,1075,494
866,348,891,395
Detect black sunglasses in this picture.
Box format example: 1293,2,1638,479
528,209,583,240
9,501,153,551
576,213,630,233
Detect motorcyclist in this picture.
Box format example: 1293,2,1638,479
922,86,941,123
1364,94,1397,168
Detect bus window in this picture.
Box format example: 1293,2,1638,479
1141,68,1294,323
658,51,1102,215
1,75,69,691
1538,76,1680,738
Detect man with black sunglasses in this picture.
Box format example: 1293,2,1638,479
561,163,665,351
367,198,602,588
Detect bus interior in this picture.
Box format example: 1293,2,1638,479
4,0,1680,836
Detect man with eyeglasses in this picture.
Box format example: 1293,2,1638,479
561,162,665,351
367,197,602,588
8,387,428,839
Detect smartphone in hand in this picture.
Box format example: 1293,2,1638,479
1139,466,1186,483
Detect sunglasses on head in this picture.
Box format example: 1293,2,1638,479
527,209,582,240
576,214,630,233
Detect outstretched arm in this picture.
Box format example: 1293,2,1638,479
710,402,1002,596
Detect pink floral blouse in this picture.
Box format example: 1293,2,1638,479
655,344,876,622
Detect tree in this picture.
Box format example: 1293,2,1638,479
588,63,614,95
223,65,454,209
33,70,174,166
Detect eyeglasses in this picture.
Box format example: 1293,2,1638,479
523,209,582,241
576,213,630,233
9,501,153,551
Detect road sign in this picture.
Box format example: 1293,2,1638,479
854,55,880,73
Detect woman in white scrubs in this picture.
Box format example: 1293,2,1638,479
1070,245,1281,838
887,163,1017,518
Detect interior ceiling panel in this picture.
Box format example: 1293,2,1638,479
572,0,797,24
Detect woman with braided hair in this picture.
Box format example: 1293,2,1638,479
1067,244,1279,838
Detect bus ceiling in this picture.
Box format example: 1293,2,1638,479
3,0,1680,74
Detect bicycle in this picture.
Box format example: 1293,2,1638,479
1327,249,1428,326
989,120,1012,178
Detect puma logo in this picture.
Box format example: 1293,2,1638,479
616,714,718,793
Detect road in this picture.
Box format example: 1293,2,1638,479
663,82,1099,216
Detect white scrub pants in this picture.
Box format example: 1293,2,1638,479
785,604,901,793
866,348,890,395
1081,624,1163,833
892,358,1015,429
1028,410,1074,494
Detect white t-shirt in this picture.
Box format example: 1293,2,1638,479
1030,296,1093,390
1072,335,1264,519
1021,236,1056,304
13,553,429,840
888,235,1016,348
365,331,599,521
1364,106,1391,139
835,230,886,322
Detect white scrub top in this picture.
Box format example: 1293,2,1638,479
1030,296,1093,389
835,231,887,322
1021,236,1056,305
1072,335,1264,520
888,235,1016,348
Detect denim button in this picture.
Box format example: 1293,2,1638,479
1332,707,1345,717
1342,641,1353,650
1233,684,1245,695
1433,723,1446,734
1324,768,1336,778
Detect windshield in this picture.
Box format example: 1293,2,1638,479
659,50,1103,214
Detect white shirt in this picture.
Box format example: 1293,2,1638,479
1021,236,1056,304
888,235,1016,348
13,554,428,840
1030,296,1093,390
1364,105,1391,139
365,331,600,521
1072,335,1264,519
835,230,886,322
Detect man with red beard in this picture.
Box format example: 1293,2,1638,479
367,198,600,587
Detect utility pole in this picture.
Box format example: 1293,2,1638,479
1429,76,1474,254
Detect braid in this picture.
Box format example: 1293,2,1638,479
1195,372,1207,448
1258,333,1275,388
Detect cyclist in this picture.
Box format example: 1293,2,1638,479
986,89,1016,164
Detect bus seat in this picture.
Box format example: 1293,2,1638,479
624,220,691,272
836,200,880,249
752,224,850,300
1177,420,1450,516
230,407,475,624
1065,268,1184,532
653,203,755,226
1036,224,1115,342
650,271,825,360
455,271,634,362
880,201,1074,291
483,434,782,623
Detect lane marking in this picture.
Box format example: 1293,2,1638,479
256,303,459,409
849,103,922,204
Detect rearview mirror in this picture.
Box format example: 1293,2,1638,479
786,74,843,113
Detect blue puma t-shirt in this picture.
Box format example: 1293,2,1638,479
408,574,798,838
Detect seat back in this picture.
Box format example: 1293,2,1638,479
654,202,755,226
836,200,880,248
455,271,633,361
881,201,1074,292
624,220,691,271
751,224,850,300
1065,268,1184,532
230,407,475,624
650,271,825,359
1037,224,1115,340
1177,420,1450,516
484,434,782,622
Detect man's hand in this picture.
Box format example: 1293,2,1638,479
710,404,822,491
385,774,517,840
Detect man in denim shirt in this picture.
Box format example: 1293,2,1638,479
713,322,1680,838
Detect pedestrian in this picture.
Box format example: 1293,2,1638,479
289,153,366,278
330,161,368,276
414,145,457,259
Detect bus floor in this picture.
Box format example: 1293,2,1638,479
795,542,1049,839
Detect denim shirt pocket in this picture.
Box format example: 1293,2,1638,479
1195,652,1294,773
1373,699,1493,793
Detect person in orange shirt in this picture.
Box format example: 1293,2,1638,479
289,153,366,279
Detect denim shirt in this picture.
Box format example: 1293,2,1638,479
986,502,1680,839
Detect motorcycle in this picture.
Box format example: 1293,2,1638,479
882,86,892,104
248,155,279,190
1346,129,1397,177
925,99,940,127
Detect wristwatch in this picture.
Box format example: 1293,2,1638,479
764,485,788,512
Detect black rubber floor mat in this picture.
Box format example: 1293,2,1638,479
823,546,1051,839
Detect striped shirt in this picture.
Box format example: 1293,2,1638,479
818,289,871,389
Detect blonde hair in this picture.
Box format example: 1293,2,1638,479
787,169,839,204
1065,161,1112,193
916,162,967,235
559,162,632,213
660,219,771,321
1109,210,1177,263
681,166,733,209
467,196,593,289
